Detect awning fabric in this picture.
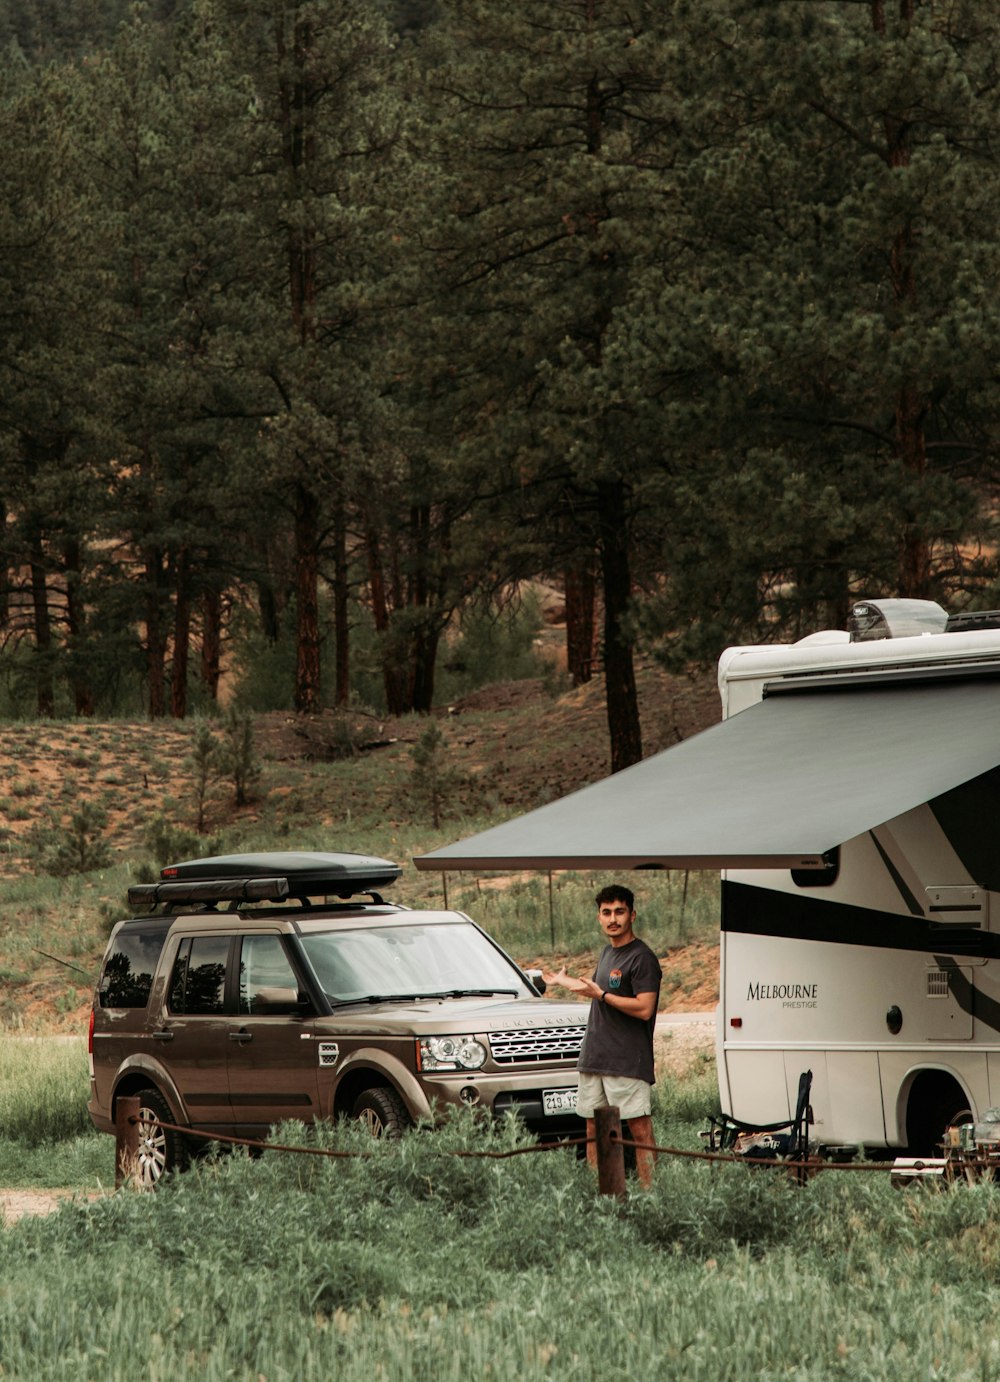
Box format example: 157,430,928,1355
414,674,1000,872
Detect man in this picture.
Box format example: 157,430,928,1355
544,884,662,1188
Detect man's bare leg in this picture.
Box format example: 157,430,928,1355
628,1114,656,1189
586,1117,597,1172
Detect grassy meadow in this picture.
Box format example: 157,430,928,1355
8,694,986,1377
6,1038,1000,1378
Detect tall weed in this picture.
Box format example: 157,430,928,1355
0,1037,92,1144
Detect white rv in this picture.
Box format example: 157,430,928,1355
718,600,1000,1155
416,597,1000,1156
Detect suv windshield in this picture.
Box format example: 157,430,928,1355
299,922,530,1004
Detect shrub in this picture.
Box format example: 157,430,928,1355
34,804,112,877
218,709,262,808
409,723,465,828
143,815,222,870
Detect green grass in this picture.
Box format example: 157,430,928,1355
8,1040,1000,1376
0,1037,107,1189
0,1038,93,1145
6,1073,1000,1378
443,869,718,960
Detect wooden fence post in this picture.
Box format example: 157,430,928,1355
594,1105,626,1200
115,1095,141,1190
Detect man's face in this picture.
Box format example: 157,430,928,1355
598,899,635,944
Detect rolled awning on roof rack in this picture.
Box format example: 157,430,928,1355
413,674,1000,873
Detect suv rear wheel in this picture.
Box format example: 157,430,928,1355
132,1087,186,1186
352,1086,412,1138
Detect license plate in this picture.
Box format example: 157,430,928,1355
542,1087,578,1116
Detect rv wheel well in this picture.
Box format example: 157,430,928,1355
904,1069,973,1156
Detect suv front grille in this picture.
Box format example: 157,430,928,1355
489,1025,587,1064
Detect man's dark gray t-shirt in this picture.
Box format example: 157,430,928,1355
577,937,662,1085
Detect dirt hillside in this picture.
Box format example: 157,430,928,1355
0,658,723,1030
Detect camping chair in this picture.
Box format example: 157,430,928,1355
704,1069,813,1163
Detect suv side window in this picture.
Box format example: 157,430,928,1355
169,935,230,1014
99,922,171,1008
239,935,301,1015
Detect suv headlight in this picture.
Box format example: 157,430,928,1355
418,1036,487,1071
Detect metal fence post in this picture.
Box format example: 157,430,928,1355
594,1104,626,1199
115,1095,141,1190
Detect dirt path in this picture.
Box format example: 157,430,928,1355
1,1189,104,1224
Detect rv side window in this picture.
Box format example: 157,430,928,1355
99,922,170,1008
791,848,840,888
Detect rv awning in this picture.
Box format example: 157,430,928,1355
414,672,1000,872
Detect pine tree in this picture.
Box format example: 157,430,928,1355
624,0,1000,661
413,0,691,767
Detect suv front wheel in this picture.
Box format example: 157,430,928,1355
352,1086,412,1138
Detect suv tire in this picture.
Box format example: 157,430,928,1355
352,1086,412,1138
133,1087,186,1186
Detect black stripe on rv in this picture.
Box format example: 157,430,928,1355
721,881,1000,959
929,765,1000,894
722,882,1000,1034
934,964,1000,1037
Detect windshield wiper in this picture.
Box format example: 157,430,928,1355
440,988,521,998
327,992,460,1008
327,988,521,1008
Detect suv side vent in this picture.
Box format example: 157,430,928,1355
489,1025,587,1063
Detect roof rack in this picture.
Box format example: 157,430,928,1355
126,850,401,914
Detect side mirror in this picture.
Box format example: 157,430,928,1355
250,985,302,1014
524,968,546,996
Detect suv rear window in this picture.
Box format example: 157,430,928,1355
169,935,231,1014
99,921,171,1008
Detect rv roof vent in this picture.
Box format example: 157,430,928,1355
945,609,1000,634
848,598,948,642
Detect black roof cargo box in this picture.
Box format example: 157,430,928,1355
128,850,401,911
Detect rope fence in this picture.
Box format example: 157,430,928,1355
115,1096,917,1195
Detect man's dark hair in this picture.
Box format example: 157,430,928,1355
595,884,634,912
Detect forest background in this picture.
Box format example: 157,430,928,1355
3,0,1000,775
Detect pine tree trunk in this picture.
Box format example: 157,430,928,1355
62,538,93,717
597,480,642,773
170,550,190,719
0,501,9,630
201,587,222,700
366,525,408,716
564,559,595,685
406,505,442,714
410,623,440,714
28,522,54,717
258,581,281,643
332,495,349,706
145,547,167,719
294,481,322,714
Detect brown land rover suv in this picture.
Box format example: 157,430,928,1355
88,851,585,1184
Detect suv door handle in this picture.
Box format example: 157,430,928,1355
229,1029,253,1044
151,1030,174,1042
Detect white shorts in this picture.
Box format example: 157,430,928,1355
576,1071,652,1121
